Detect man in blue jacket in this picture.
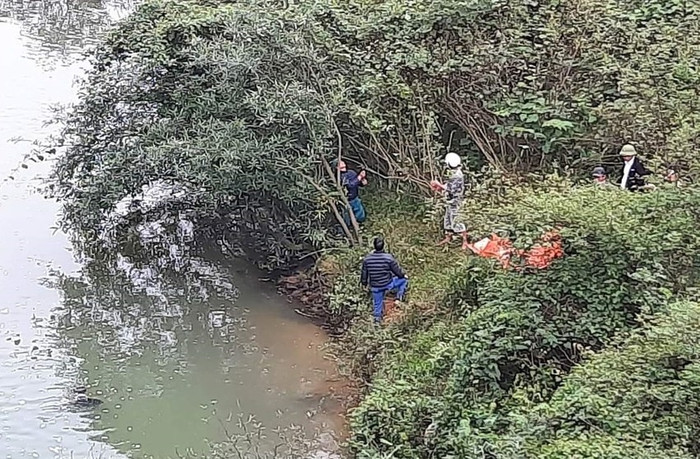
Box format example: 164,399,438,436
338,160,367,225
361,237,408,323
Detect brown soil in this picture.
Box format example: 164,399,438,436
278,262,360,337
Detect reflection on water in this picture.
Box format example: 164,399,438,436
48,216,343,458
0,0,344,457
0,0,132,68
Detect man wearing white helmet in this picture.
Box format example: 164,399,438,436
430,153,468,250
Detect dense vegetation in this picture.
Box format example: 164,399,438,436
48,0,700,457
50,0,700,266
336,187,700,458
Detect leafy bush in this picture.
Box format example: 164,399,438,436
50,0,354,268
295,0,700,174
349,187,700,458
504,300,700,459
526,435,693,459
51,0,700,267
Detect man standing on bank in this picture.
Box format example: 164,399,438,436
431,153,468,250
619,144,651,191
361,237,408,323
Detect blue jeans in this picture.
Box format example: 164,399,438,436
344,197,366,226
371,277,408,322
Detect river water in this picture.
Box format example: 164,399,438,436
0,1,343,458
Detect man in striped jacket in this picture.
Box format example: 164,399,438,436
360,237,408,323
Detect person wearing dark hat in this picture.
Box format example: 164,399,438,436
360,237,408,323
591,166,612,188
618,144,650,191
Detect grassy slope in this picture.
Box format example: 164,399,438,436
351,190,463,309
319,187,481,394
324,184,700,458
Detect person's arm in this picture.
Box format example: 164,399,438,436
389,256,406,279
361,259,369,286
430,180,446,192
637,160,651,176
358,170,368,186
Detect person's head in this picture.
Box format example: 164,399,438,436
592,166,607,182
666,168,679,183
373,237,385,252
337,160,347,172
445,153,462,169
619,144,637,162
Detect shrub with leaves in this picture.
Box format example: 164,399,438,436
501,300,700,459
349,187,700,458
50,0,700,267
50,0,359,268
298,0,700,174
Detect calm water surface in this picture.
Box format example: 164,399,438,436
0,1,344,457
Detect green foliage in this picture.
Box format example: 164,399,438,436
47,0,700,454
526,435,693,459
505,300,700,458
300,0,700,173
51,0,346,267
51,0,700,266
328,271,367,321
349,187,700,458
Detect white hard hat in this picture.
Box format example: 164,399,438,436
445,153,462,168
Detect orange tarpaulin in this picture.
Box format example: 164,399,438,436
521,231,564,269
466,234,513,268
466,231,563,270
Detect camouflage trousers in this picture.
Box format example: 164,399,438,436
443,200,466,233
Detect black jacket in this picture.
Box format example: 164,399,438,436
361,251,405,289
620,157,651,191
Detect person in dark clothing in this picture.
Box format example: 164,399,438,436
619,144,651,191
360,237,408,323
338,160,367,224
